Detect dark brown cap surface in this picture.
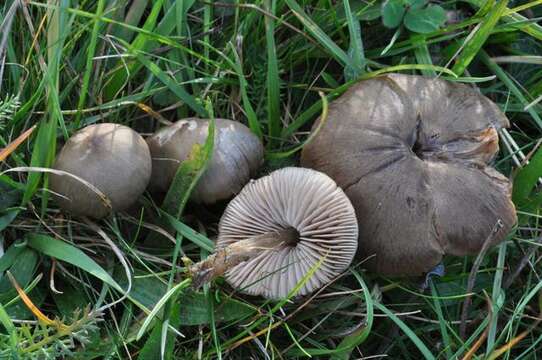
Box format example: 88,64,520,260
301,74,517,276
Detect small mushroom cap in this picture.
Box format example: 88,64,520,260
301,74,517,276
50,123,152,219
146,118,264,204
217,167,358,299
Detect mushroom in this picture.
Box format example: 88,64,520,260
189,167,358,299
50,123,152,219
300,74,517,276
146,118,264,204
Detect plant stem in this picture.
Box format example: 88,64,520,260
188,228,298,289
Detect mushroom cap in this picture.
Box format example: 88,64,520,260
146,118,264,204
300,74,517,276
217,167,358,299
50,123,152,219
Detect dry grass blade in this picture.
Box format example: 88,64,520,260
6,271,67,330
461,292,493,360
135,102,172,125
0,125,37,162
486,318,542,360
0,166,112,211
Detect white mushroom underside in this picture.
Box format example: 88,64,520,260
217,167,358,299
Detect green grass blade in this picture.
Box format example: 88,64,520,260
103,0,165,99
486,241,508,354
465,0,542,41
284,0,354,69
343,0,365,79
205,284,222,359
0,244,24,272
162,118,215,218
452,0,509,76
23,0,69,205
0,302,17,353
412,35,436,76
124,43,206,117
512,145,542,205
115,0,149,42
22,121,55,204
267,91,328,159
330,270,374,359
136,278,191,340
26,234,122,292
228,43,263,138
451,317,491,358
429,281,454,359
374,302,436,360
74,0,106,127
163,214,214,252
479,50,542,129
265,0,281,145
138,298,182,360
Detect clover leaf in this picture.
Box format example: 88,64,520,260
381,0,447,34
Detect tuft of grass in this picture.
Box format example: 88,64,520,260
0,0,541,358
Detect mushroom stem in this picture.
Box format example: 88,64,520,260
187,228,298,289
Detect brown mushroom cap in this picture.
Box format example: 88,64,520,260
216,167,358,299
301,74,517,276
146,118,264,204
50,123,152,219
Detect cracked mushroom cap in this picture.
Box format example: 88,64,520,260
50,123,152,219
217,167,358,299
301,74,517,276
147,118,264,204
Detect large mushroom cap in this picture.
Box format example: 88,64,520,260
217,167,358,299
50,123,152,219
147,118,264,204
301,74,517,276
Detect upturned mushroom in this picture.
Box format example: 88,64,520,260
189,167,358,299
146,118,264,204
50,123,152,219
301,74,517,276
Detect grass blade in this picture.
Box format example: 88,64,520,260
103,0,165,99
0,125,36,162
512,144,542,205
412,35,436,76
284,0,354,69
136,278,191,340
74,0,106,127
479,50,542,129
163,214,214,252
343,0,365,79
26,234,122,292
161,118,215,218
452,0,509,76
125,44,206,117
265,0,281,146
374,302,436,360
486,242,508,354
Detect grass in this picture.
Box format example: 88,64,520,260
0,0,541,358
